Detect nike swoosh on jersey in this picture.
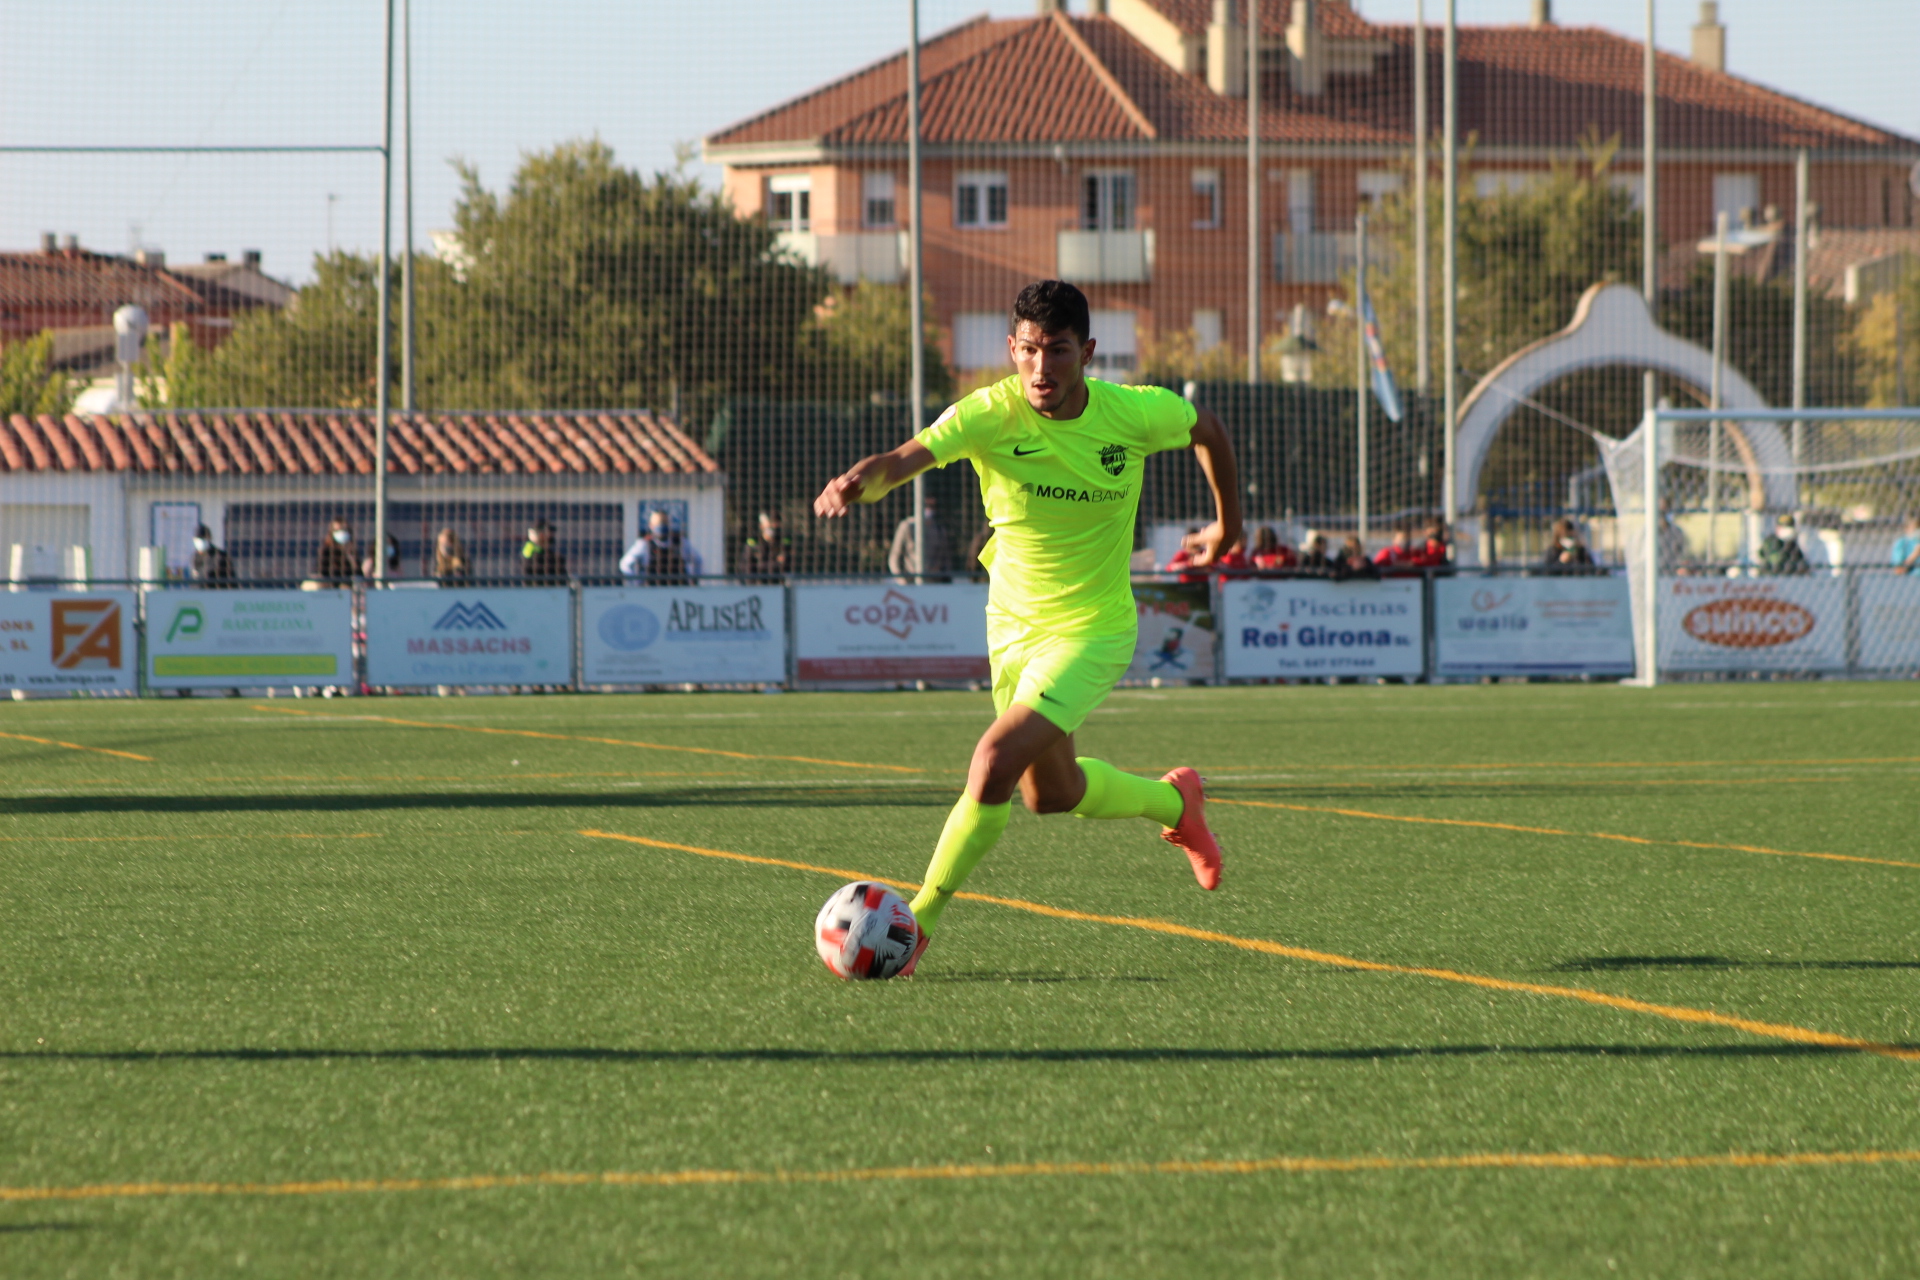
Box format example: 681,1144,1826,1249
1012,445,1046,456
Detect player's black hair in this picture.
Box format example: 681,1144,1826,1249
1009,280,1090,345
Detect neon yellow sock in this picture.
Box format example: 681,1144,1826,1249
907,794,1012,935
1071,757,1184,828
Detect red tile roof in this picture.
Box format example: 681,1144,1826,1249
705,9,1917,156
0,251,205,315
0,411,719,477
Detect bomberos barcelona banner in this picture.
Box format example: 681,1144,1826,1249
147,589,354,688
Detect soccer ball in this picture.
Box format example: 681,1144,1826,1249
815,882,921,980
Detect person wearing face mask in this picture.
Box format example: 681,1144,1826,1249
190,524,235,585
620,509,703,586
1542,518,1594,574
521,518,569,582
315,518,359,584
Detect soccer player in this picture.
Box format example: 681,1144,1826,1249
813,280,1242,974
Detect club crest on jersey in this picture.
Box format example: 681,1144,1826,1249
1099,443,1127,476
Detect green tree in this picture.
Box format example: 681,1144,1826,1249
1845,261,1919,406
198,252,383,408
1659,267,1857,408
0,331,73,415
797,281,951,407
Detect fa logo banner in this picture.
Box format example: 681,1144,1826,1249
52,600,122,670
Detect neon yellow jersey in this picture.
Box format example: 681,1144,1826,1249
916,375,1196,637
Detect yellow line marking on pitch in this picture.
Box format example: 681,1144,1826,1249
1209,796,1920,872
0,834,380,844
1136,756,1920,775
252,706,918,774
577,831,1920,1064
0,730,153,762
6,1147,1918,1204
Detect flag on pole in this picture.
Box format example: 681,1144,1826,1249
1357,277,1405,423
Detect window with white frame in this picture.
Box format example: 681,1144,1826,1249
953,313,1009,368
955,171,1008,229
767,174,811,232
1358,171,1403,204
1082,171,1135,231
1192,309,1224,353
1191,168,1221,229
862,172,896,228
1087,309,1137,374
1712,173,1761,228
1473,171,1549,199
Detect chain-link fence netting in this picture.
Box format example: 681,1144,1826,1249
2,2,1917,681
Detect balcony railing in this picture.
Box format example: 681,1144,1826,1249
774,231,906,284
1273,231,1357,284
1056,229,1155,284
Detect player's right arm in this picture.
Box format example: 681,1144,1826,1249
813,440,938,518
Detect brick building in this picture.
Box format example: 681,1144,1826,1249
705,0,1920,377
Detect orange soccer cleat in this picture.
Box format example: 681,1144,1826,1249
1159,766,1222,890
898,928,932,977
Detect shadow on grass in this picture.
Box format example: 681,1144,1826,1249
1553,955,1920,972
4,1043,1910,1066
0,787,949,817
0,1223,92,1233
922,971,1169,984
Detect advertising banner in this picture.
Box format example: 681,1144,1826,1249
582,586,786,685
364,588,573,686
146,589,354,687
0,590,137,694
1657,576,1846,672
1434,575,1635,676
1857,574,1920,670
1219,578,1424,679
793,583,989,681
1128,582,1215,682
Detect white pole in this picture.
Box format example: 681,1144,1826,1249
1792,148,1810,505
401,0,415,414
1642,0,1658,416
1413,0,1429,395
908,0,926,583
1441,0,1457,530
1356,211,1369,544
374,0,393,583
1643,406,1660,686
1708,209,1728,562
1247,0,1262,384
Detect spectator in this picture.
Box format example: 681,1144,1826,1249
522,519,569,582
362,532,401,580
888,496,952,580
1407,519,1451,569
1248,525,1297,572
189,524,235,585
1542,518,1595,573
620,509,702,586
1165,526,1246,585
1162,526,1210,583
1657,498,1692,572
1295,530,1335,575
1892,514,1920,575
1372,526,1417,573
433,528,470,585
314,517,358,584
739,510,798,581
1332,535,1380,581
1757,514,1810,575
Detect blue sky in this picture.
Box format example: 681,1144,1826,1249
3,1,1912,284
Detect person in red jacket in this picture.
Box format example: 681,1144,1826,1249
1407,519,1451,569
1371,526,1417,573
1249,525,1297,572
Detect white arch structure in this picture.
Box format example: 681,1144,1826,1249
1453,283,1797,513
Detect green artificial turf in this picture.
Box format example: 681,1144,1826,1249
2,682,1918,1276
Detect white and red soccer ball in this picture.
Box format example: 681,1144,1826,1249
815,882,921,980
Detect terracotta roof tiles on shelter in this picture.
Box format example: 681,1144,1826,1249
0,411,719,476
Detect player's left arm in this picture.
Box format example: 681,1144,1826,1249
1184,408,1243,568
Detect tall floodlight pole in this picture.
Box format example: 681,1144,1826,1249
1356,211,1370,543
374,0,394,583
908,0,926,582
1642,0,1657,416
1246,0,1261,384
1792,148,1810,501
1441,0,1457,530
401,0,415,413
1413,0,1429,394
1708,210,1729,561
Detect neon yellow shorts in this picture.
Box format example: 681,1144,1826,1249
987,611,1135,734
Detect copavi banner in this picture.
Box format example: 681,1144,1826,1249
792,583,989,682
